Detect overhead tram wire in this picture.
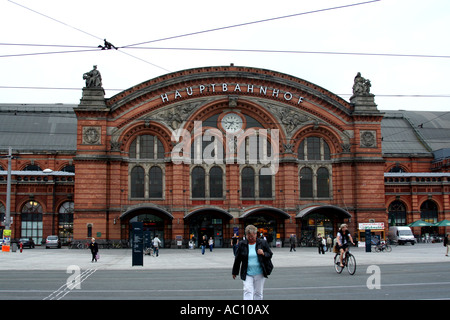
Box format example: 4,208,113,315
7,0,171,72
120,0,382,48
123,46,450,60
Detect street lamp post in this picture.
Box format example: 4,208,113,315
5,147,12,231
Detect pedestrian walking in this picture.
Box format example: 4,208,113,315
289,234,296,252
200,235,207,255
444,233,450,256
317,233,325,254
232,225,273,300
153,235,162,257
89,237,99,262
326,235,333,252
209,237,214,252
231,233,239,256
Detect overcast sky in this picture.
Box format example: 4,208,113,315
1,0,449,111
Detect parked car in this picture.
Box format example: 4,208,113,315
19,238,35,248
46,235,61,249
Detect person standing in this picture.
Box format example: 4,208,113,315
89,238,99,262
200,235,207,255
289,234,296,252
232,225,273,300
444,233,450,256
209,237,214,252
153,235,162,257
317,233,325,254
231,233,239,256
326,235,333,252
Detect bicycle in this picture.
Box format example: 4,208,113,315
375,241,392,253
144,247,154,256
334,246,356,275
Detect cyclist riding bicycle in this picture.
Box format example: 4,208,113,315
336,224,355,267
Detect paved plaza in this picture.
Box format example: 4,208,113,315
0,243,447,271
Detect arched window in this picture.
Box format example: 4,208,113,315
300,167,313,198
259,168,272,198
297,137,331,161
241,167,255,198
131,166,145,198
21,201,43,244
129,135,165,160
23,164,42,171
192,167,205,198
388,200,406,226
61,165,75,173
317,167,330,198
421,200,438,224
209,166,223,198
58,201,74,244
149,166,163,198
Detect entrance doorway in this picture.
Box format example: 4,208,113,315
300,213,333,246
129,214,165,248
186,209,233,248
244,213,277,247
296,205,351,246
241,208,289,247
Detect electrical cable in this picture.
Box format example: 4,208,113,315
121,0,381,48
6,0,170,71
124,46,450,60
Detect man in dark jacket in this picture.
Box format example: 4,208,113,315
232,225,273,300
89,238,99,262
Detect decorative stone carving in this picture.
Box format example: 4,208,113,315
360,130,376,148
153,102,199,130
82,126,101,145
266,104,310,134
352,72,372,97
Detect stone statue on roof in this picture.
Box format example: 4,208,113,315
83,65,103,88
352,72,372,96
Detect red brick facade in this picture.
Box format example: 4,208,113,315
1,66,449,246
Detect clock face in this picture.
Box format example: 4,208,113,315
221,113,243,133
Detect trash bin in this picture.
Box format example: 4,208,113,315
11,243,17,252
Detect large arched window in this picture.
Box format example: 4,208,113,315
58,201,74,245
297,137,331,161
21,201,43,244
209,166,223,198
259,168,272,198
131,166,145,198
192,167,205,198
300,167,313,198
241,167,255,198
149,166,163,198
421,200,438,224
129,135,165,160
317,167,330,198
388,200,406,226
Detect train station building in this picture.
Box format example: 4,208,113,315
1,65,449,247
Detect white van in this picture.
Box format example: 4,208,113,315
388,226,416,245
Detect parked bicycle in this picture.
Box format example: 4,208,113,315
334,247,356,275
68,241,88,249
375,241,392,253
